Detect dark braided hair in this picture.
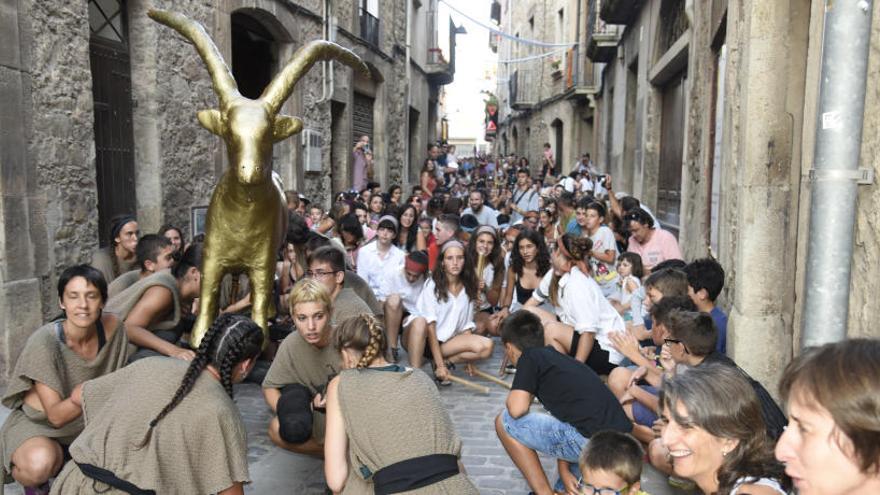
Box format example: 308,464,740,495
138,314,263,446
333,314,388,368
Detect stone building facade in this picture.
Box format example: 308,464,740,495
0,0,453,380
493,0,597,174
585,0,880,387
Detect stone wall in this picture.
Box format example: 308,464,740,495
0,0,440,384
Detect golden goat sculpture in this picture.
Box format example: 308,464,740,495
148,9,370,347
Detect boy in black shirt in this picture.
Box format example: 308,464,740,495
495,311,632,495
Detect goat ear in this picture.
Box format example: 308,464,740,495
197,109,224,136
273,115,303,142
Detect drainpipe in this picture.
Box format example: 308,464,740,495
405,0,412,184
317,0,334,104
801,0,874,347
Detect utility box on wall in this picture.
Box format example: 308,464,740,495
302,128,323,172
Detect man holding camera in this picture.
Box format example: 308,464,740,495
352,134,373,191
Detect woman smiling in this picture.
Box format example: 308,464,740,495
660,363,788,495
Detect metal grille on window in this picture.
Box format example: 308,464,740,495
89,0,126,44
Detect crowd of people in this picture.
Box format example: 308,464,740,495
0,138,877,495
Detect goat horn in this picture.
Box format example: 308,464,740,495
261,40,370,114
148,9,239,108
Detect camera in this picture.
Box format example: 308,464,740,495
598,175,607,187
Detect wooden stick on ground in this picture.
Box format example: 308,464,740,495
471,368,512,390
447,374,490,394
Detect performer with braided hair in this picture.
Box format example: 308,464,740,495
524,234,626,375
49,313,262,494
262,279,341,457
324,315,479,494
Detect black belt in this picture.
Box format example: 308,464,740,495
372,453,459,495
76,462,155,495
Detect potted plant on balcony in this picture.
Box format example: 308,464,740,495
550,57,563,80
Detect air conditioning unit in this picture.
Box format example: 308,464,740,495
302,129,323,172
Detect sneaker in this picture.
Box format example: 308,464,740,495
391,347,400,363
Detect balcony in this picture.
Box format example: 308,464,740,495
359,8,380,47
586,0,622,63
600,0,643,25
426,47,454,85
509,69,537,110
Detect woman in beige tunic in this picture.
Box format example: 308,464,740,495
0,265,129,495
325,315,479,494
50,313,263,495
263,279,342,458
105,243,202,362
90,215,139,284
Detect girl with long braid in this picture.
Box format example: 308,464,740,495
324,315,479,494
50,314,263,494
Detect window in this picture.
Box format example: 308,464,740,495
360,0,381,46
88,0,126,43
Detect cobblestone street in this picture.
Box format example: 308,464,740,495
0,342,686,494
237,340,687,494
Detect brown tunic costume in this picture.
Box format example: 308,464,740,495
0,319,129,490
336,367,479,494
263,333,341,441
50,358,249,494
104,271,181,355
106,269,141,299
332,288,373,327
90,247,136,285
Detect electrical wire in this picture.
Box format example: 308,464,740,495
439,0,577,48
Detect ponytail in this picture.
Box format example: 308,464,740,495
549,235,594,306
137,314,263,447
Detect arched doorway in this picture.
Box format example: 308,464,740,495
231,11,278,98
89,0,136,246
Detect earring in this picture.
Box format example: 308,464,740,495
722,450,728,457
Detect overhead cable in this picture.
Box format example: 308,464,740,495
439,0,578,48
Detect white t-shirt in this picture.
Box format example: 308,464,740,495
562,176,576,193
588,225,619,293
533,267,625,364
356,241,405,301
385,268,425,314
579,177,593,194
406,278,475,342
477,264,497,310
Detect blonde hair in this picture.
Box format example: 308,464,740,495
288,278,332,315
